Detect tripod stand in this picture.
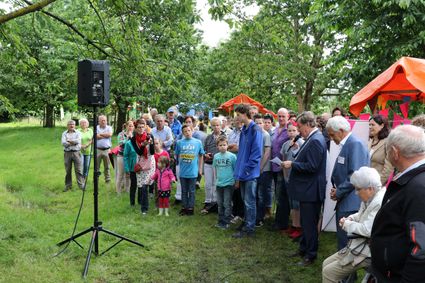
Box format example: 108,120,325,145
57,106,144,278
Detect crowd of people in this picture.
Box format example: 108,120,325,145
61,105,425,282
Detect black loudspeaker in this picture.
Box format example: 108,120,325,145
78,60,110,107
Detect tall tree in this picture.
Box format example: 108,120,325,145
0,0,204,129
318,0,425,89
204,0,337,112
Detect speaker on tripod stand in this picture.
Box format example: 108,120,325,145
78,59,110,107
58,60,144,278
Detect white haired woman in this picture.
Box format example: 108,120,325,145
322,167,385,283
79,118,93,178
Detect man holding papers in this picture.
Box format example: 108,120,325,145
282,111,327,267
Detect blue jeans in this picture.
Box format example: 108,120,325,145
81,154,91,177
240,179,257,232
216,185,234,225
180,177,197,209
257,171,272,222
266,179,274,209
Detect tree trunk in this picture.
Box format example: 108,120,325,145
296,90,304,113
116,103,127,135
303,80,314,111
44,104,55,128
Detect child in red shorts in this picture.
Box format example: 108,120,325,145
151,156,176,216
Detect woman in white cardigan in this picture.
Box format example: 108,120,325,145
322,167,385,283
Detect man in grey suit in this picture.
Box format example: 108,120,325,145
326,116,369,250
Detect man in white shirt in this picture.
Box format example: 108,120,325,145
151,114,174,152
62,120,84,191
96,115,113,183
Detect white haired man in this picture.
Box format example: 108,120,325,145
370,125,425,282
327,116,369,250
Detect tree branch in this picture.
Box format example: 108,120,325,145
0,0,57,24
86,0,119,54
20,0,120,60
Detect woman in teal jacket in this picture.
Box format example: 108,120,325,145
124,119,154,208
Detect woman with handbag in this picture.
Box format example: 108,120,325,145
124,119,155,213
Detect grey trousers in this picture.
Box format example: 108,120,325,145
64,151,84,189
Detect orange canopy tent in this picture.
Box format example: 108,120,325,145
349,57,425,117
218,93,277,118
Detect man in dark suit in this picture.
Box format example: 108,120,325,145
326,116,369,250
283,111,327,266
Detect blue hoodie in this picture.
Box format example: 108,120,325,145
234,121,263,181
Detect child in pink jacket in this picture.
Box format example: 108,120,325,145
151,156,176,216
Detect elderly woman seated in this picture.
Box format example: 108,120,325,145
322,167,385,283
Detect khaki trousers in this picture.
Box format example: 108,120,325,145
322,251,369,283
96,148,111,182
115,155,130,193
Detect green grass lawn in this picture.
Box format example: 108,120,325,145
0,123,340,282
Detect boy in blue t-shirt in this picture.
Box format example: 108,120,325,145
174,125,205,215
213,136,237,228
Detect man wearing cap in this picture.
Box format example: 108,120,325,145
167,107,182,138
62,120,84,191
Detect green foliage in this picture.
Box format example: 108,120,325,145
0,6,77,121
0,95,17,120
0,0,204,125
202,0,425,114
2,0,425,118
319,0,425,93
0,124,339,282
201,0,340,113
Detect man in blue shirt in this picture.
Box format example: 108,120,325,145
232,104,263,238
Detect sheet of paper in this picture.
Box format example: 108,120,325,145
270,156,282,165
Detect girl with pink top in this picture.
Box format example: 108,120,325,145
151,156,176,216
153,138,170,169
